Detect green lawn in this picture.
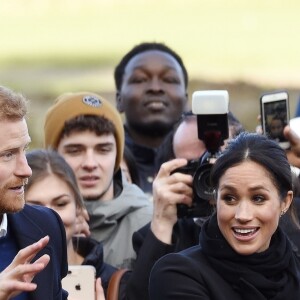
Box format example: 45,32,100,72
1,0,300,147
1,0,300,80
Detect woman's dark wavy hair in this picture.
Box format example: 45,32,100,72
210,132,298,226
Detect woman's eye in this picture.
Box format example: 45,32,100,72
253,195,265,203
56,202,68,208
222,194,236,203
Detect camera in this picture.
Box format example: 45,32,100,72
174,90,229,218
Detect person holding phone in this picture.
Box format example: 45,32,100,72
149,132,300,299
24,149,116,298
260,91,290,149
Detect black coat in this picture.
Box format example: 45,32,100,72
150,246,245,300
125,218,201,300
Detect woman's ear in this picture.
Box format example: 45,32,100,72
281,190,293,215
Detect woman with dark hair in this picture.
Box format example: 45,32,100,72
149,132,300,300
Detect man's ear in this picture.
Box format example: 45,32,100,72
183,92,189,111
116,91,124,113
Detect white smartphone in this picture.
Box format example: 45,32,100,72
260,91,290,149
62,265,96,300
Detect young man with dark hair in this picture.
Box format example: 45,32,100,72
114,42,189,194
44,92,153,269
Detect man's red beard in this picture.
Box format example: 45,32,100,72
0,179,28,214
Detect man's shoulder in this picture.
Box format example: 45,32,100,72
13,204,62,229
21,204,57,218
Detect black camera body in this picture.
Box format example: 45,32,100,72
175,90,229,218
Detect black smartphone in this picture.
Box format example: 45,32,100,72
260,91,290,149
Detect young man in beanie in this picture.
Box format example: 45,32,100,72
44,92,153,269
114,42,189,195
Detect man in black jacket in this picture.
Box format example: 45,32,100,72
114,42,189,195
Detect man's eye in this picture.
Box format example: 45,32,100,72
2,152,14,161
66,148,81,154
129,76,147,84
164,77,180,84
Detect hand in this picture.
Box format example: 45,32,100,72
0,236,50,300
284,125,300,168
74,208,90,237
151,159,193,244
95,278,105,300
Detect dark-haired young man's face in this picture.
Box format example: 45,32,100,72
117,50,188,139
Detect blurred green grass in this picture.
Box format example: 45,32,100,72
2,0,300,79
1,0,300,147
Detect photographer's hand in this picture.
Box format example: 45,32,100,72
151,159,193,245
284,125,300,168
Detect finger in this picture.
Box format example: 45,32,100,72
0,280,37,298
95,277,105,300
11,236,50,266
75,216,91,237
23,255,50,283
156,182,193,206
6,258,49,282
157,159,188,178
284,125,300,147
33,254,50,268
82,208,90,221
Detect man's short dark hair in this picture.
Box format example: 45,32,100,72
114,42,188,91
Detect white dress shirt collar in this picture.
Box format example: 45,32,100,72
0,214,8,238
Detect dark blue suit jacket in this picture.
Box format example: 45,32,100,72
7,204,68,300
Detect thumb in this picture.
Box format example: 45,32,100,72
284,125,300,147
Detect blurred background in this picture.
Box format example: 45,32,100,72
1,0,300,148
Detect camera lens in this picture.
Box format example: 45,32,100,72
193,163,214,202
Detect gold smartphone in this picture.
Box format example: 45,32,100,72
62,265,96,300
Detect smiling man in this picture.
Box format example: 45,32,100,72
0,85,68,300
114,42,189,194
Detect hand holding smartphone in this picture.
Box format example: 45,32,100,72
62,265,96,300
260,91,290,149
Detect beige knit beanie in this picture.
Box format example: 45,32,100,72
44,92,124,172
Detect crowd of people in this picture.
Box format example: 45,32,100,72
1,42,300,300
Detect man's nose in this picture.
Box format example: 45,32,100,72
15,154,32,178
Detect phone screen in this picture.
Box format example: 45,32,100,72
261,92,290,149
